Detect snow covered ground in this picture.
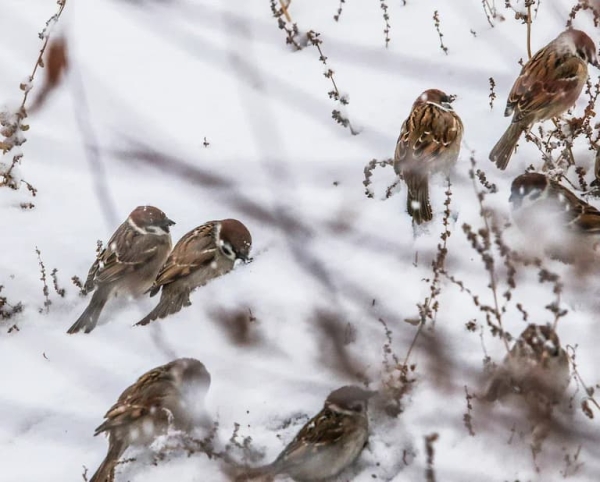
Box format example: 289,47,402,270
1,0,600,480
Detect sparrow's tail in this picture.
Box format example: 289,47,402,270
489,122,524,170
89,438,126,482
405,170,432,225
67,288,109,334
135,286,190,326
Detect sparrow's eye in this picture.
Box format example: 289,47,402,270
348,401,364,413
529,188,542,201
543,340,560,357
219,241,236,260
576,48,589,62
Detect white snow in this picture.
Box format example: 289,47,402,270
1,0,600,481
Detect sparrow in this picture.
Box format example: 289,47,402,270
510,172,600,232
238,386,373,482
136,218,252,326
509,172,600,261
89,358,211,482
490,29,599,170
67,206,174,334
394,89,463,224
483,324,570,405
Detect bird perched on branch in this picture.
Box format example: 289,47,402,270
490,29,599,170
67,206,174,334
136,219,252,326
89,358,211,482
237,386,373,482
394,89,463,224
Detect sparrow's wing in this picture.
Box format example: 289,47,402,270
95,366,175,436
275,408,347,470
152,225,216,288
93,226,161,285
508,54,586,123
394,103,462,168
574,210,600,233
547,180,600,232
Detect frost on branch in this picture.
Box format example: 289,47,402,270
0,0,67,194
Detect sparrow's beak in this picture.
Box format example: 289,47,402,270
441,94,457,110
239,254,253,264
158,218,176,233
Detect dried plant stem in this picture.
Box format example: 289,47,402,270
362,158,394,198
379,0,391,48
526,1,533,59
20,1,67,115
270,0,303,51
333,0,346,21
0,0,67,189
467,158,510,353
481,0,496,27
550,118,575,166
567,345,600,416
433,11,448,55
0,285,23,322
279,0,292,23
306,30,358,135
475,220,508,351
35,246,51,313
488,77,496,109
403,180,453,366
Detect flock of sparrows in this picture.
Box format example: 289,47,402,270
395,28,599,230
76,27,597,482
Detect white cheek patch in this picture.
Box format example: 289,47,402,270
128,217,148,234
145,225,169,235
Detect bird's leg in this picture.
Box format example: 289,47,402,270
279,0,293,23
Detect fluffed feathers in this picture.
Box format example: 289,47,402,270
136,220,252,326
68,206,173,334
90,358,211,481
483,324,569,404
394,89,463,224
